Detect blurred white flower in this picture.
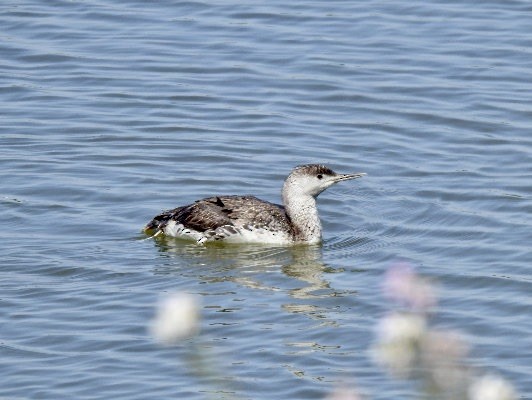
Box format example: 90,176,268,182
150,292,201,345
469,374,517,400
325,385,363,400
373,266,519,400
376,312,427,343
373,312,427,377
383,263,437,311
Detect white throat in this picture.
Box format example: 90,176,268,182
282,190,322,244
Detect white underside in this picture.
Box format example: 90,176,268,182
163,220,296,245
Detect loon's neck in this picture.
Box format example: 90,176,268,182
283,193,322,244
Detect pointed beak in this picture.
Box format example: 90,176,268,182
333,172,366,182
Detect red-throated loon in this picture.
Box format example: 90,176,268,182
144,164,365,245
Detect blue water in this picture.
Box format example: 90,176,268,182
1,1,531,399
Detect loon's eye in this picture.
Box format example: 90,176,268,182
317,174,323,180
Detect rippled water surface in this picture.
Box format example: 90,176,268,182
1,1,531,399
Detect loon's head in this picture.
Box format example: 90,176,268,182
283,164,366,199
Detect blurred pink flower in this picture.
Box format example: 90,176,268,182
382,263,437,311
421,329,471,392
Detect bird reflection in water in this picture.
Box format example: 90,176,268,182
148,236,357,322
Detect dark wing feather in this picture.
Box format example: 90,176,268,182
145,198,233,233
204,195,291,231
176,199,234,232
145,195,290,235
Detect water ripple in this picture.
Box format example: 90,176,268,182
2,0,531,399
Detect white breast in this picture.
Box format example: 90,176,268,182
164,219,294,245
